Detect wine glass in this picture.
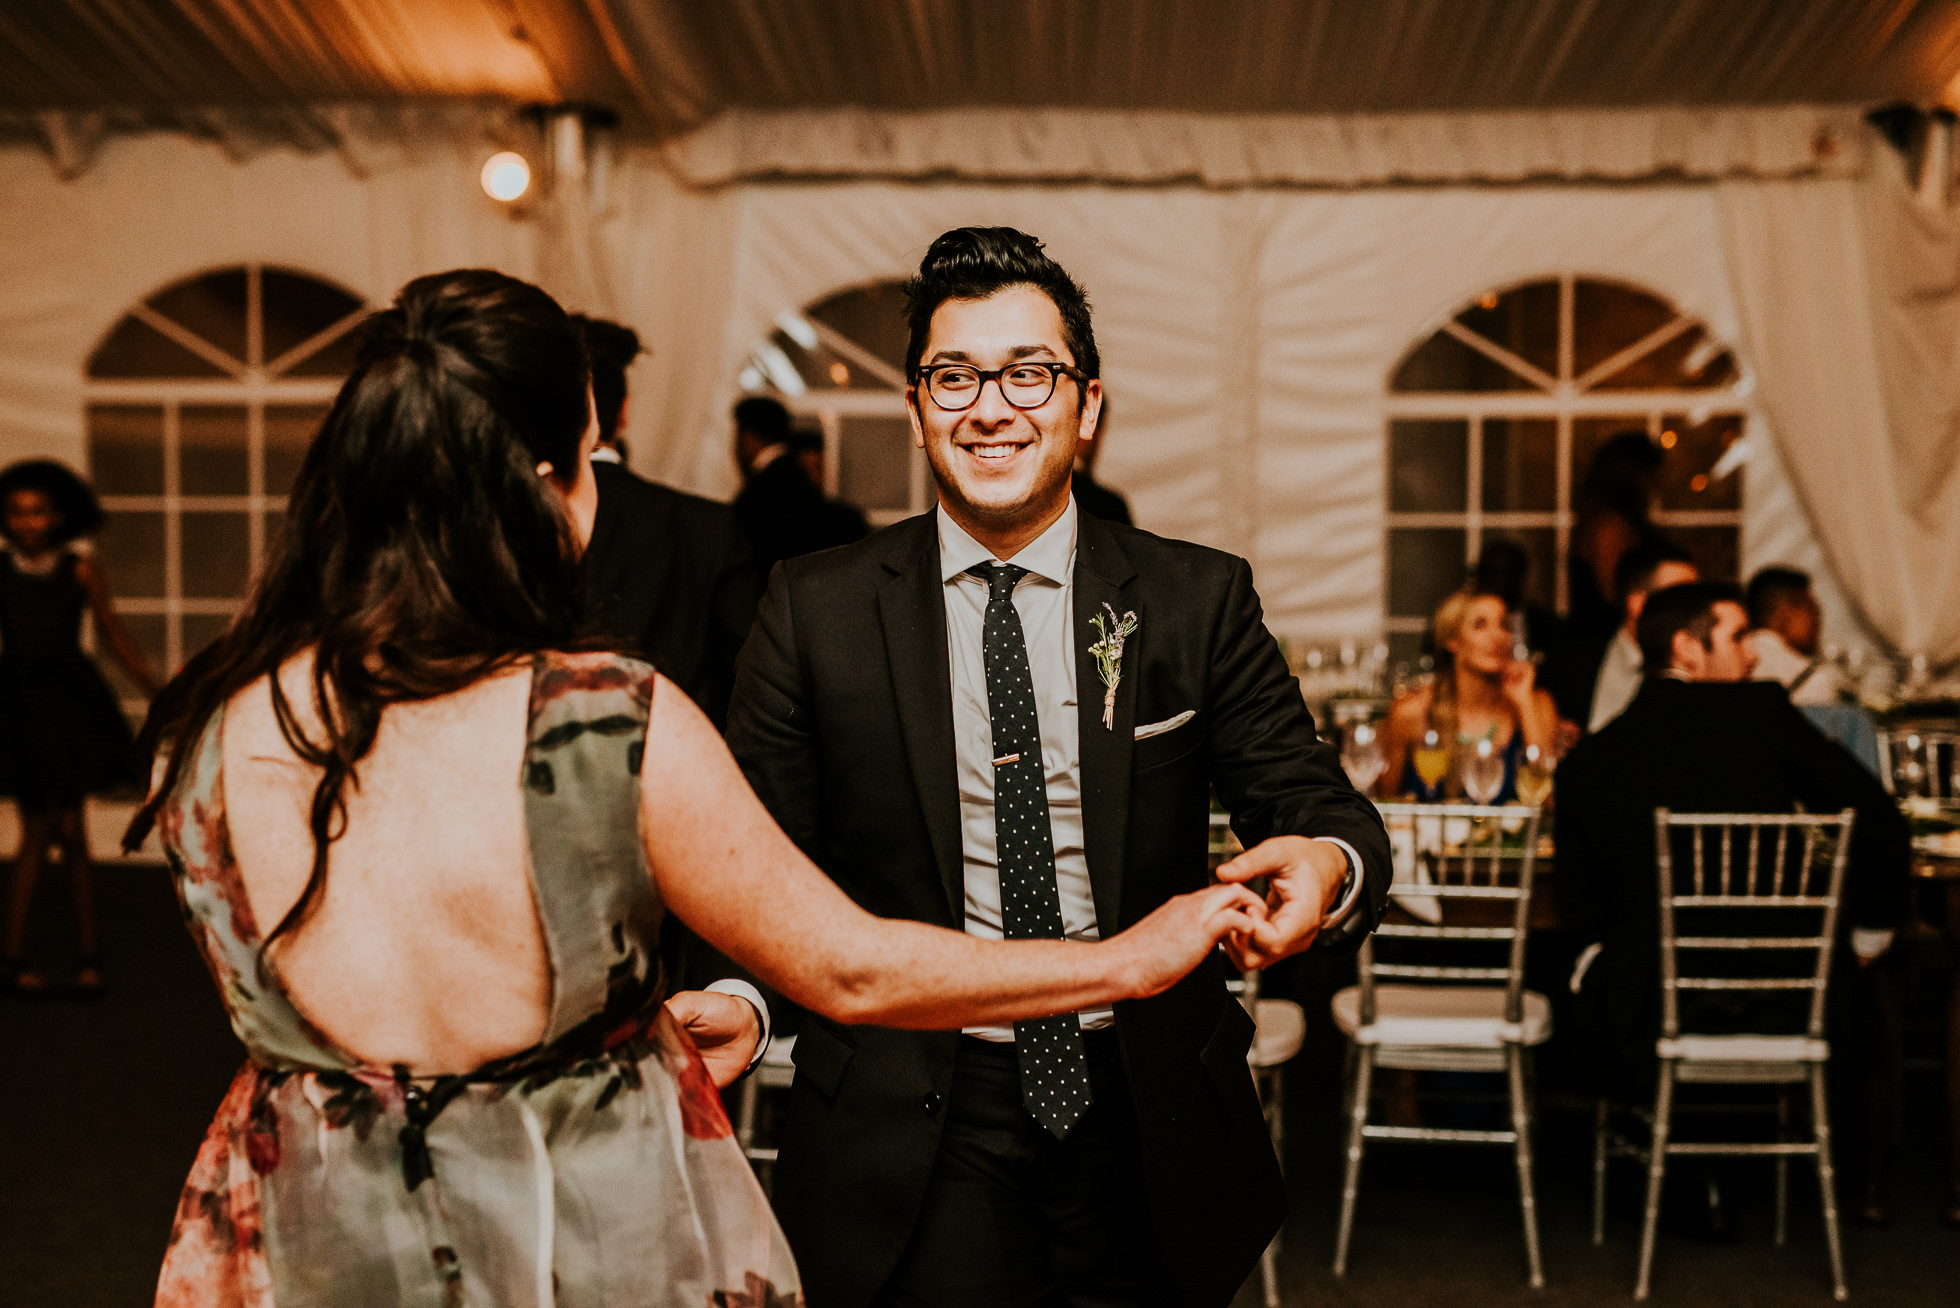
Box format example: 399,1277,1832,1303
1514,743,1554,808
1461,737,1506,805
1341,722,1386,793
1411,729,1451,798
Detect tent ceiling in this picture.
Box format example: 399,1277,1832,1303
6,0,1960,143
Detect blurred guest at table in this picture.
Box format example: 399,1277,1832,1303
1568,430,1667,650
1375,587,1559,802
732,395,868,577
573,316,758,733
790,423,826,489
0,460,156,996
1587,539,1698,733
1745,566,1843,707
1475,536,1585,729
1558,581,1910,1228
1071,395,1134,525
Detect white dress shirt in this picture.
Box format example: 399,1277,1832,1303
939,498,1364,1041
1588,628,1644,733
1746,629,1841,706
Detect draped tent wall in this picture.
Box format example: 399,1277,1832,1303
0,113,1931,658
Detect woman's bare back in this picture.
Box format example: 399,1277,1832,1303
221,660,551,1074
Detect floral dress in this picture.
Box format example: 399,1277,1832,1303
155,652,802,1308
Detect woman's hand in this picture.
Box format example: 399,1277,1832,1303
664,989,763,1089
1500,655,1539,714
1106,883,1268,999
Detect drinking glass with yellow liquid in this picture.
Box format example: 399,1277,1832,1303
1412,728,1451,796
1515,743,1554,808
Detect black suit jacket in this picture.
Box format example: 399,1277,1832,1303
580,461,759,730
1556,678,1910,1081
733,455,870,579
726,511,1391,1308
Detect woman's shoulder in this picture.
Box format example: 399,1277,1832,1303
1387,683,1435,727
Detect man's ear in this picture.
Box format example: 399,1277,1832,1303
1670,628,1701,677
906,386,927,449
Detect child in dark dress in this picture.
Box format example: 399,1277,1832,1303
0,461,156,994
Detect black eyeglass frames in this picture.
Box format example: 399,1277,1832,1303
914,361,1086,411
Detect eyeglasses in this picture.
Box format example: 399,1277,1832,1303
915,361,1085,412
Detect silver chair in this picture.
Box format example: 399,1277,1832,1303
1626,809,1854,1302
1875,726,1960,802
1331,803,1548,1287
734,1033,798,1193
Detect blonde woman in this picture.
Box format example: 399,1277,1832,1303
1375,588,1560,801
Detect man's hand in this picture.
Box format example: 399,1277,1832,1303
1213,835,1350,969
665,989,764,1089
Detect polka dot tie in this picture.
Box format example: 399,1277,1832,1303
972,562,1093,1140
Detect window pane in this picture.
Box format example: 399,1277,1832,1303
87,316,229,379
1453,281,1560,381
1388,420,1467,512
262,510,286,567
1387,527,1467,621
805,283,909,374
1572,280,1680,380
182,613,236,668
1665,526,1741,587
97,511,165,596
102,613,166,704
261,269,363,371
147,269,249,367
1390,330,1537,393
1595,323,1737,390
265,405,327,495
1481,418,1557,512
1656,414,1744,511
88,405,165,494
1475,528,1558,611
180,405,249,496
182,512,251,598
836,416,913,511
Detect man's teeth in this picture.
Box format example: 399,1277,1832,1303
972,445,1020,460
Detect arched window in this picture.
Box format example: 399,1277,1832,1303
739,280,930,527
86,265,367,706
1385,275,1748,656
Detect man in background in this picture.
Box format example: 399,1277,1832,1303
1746,566,1843,705
1070,395,1134,525
732,395,869,577
573,316,760,731
1587,539,1698,732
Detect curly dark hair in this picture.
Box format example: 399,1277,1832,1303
902,227,1099,387
0,459,104,546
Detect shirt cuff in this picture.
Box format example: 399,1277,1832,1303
703,979,772,1075
1850,928,1894,962
1310,836,1366,932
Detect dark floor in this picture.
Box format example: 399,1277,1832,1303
4,869,1956,1307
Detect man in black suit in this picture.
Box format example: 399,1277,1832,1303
732,395,870,576
572,316,760,731
727,227,1391,1308
1557,583,1909,1214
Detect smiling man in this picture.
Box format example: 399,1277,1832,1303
726,227,1390,1308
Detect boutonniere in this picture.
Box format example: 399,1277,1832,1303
1088,603,1139,731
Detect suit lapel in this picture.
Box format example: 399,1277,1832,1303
1074,515,1139,932
878,518,966,923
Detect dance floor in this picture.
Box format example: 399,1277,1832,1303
4,868,1954,1307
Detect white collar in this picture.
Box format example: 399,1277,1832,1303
1614,626,1643,667
748,442,793,474
937,497,1077,586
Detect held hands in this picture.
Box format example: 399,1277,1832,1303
1112,883,1270,999
664,989,763,1089
1213,835,1351,970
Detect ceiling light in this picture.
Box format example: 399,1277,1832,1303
481,152,531,202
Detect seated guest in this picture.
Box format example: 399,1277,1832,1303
1745,565,1842,706
732,395,868,576
572,315,759,732
1587,540,1698,732
1557,582,1911,1224
1375,587,1560,800
1475,537,1583,730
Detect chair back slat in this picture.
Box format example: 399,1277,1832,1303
1652,809,1853,1042
1365,803,1541,1028
1877,727,1960,801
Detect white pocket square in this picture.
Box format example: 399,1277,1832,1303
1134,710,1195,741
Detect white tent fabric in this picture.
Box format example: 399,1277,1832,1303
0,116,1926,656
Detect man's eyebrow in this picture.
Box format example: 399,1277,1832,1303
923,344,1063,364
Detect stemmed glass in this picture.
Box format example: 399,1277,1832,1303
1341,722,1386,794
1411,729,1451,799
1461,737,1506,805
1514,743,1554,807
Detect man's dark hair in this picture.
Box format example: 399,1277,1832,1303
1637,581,1745,674
902,227,1100,386
733,395,792,446
1746,566,1813,628
788,426,825,454
570,315,642,447
1579,430,1665,522
1474,537,1530,611
1613,537,1695,606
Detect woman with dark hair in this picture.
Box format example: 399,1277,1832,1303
139,269,1262,1307
0,459,156,994
1567,430,1668,645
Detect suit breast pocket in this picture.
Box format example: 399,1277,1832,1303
1133,717,1203,775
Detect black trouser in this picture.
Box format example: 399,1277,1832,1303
874,1028,1177,1308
